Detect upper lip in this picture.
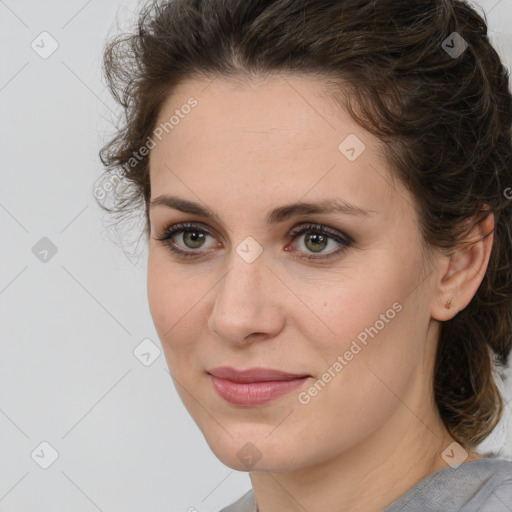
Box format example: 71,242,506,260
208,366,311,383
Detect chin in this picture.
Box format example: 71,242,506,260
204,433,308,473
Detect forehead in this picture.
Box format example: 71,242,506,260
153,74,363,153
149,74,404,218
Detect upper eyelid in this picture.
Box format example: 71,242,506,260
157,222,352,262
156,221,216,237
289,223,350,240
157,221,350,246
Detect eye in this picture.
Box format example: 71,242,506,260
155,222,221,258
155,222,352,261
287,223,351,260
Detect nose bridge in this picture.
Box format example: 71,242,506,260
228,230,273,293
216,249,265,317
208,247,282,342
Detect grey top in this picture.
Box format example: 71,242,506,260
219,457,512,512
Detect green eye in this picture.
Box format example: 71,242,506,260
156,222,351,261
289,223,351,260
181,231,207,249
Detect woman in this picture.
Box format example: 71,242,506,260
98,0,512,510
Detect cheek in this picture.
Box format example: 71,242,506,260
295,270,403,352
147,252,190,345
147,250,210,367
147,255,170,332
303,272,425,409
292,303,419,457
300,259,423,392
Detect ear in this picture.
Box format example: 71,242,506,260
431,211,495,321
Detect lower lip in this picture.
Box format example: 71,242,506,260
210,375,309,406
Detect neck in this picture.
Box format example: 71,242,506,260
249,382,480,512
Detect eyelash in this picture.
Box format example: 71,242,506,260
155,222,352,261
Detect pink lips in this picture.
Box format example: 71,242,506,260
208,366,311,406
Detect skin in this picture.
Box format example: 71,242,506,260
147,74,494,512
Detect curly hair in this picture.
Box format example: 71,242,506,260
98,0,512,450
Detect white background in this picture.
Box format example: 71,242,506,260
0,1,511,511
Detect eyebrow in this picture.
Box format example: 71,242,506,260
149,195,375,224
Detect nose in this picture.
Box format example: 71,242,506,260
207,252,286,346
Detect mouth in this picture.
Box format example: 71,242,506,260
207,366,312,406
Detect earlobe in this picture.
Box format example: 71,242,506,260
431,211,495,322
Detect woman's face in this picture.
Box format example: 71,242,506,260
147,75,445,472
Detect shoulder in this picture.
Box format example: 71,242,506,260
217,489,255,512
217,459,512,512
385,457,512,512
459,458,512,512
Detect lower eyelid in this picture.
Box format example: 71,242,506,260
171,232,218,250
158,224,350,259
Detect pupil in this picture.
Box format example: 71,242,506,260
305,233,327,252
184,231,205,248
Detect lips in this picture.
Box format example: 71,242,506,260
207,366,310,383
207,366,311,406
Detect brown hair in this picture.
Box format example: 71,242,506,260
98,0,512,450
